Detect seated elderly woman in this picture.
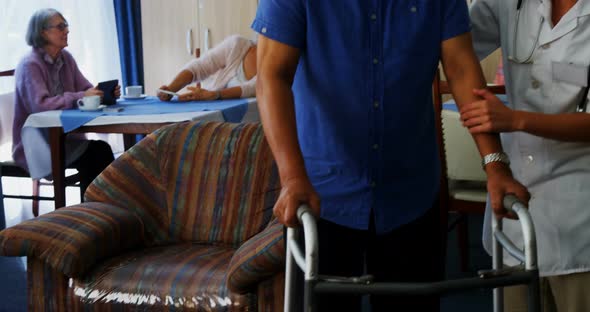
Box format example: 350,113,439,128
157,35,257,101
13,8,120,195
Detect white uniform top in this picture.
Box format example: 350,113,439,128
470,0,590,276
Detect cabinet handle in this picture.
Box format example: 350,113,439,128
186,29,193,55
204,28,210,52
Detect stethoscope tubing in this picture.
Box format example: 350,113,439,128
508,0,543,64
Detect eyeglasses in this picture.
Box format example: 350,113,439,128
45,23,69,31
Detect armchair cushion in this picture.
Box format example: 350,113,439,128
226,218,285,293
73,243,256,310
0,202,144,277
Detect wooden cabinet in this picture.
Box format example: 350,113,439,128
141,0,258,95
197,0,258,50
141,0,200,95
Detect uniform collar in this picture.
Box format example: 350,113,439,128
538,0,590,23
537,0,586,45
578,0,590,17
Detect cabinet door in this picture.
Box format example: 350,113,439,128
197,0,258,51
141,0,200,95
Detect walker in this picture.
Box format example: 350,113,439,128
284,195,540,312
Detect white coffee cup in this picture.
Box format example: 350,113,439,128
77,95,101,110
126,85,143,97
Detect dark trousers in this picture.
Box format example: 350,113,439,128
69,140,114,198
310,200,443,312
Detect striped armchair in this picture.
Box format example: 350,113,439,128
0,121,286,311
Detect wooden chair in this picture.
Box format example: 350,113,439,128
0,69,78,218
432,68,506,271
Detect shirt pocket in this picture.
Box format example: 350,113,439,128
552,61,588,87
388,1,438,54
551,61,590,113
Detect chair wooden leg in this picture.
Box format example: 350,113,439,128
32,179,40,217
457,214,469,272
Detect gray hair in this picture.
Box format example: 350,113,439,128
25,8,67,48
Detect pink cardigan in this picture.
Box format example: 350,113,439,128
12,48,91,171
182,35,256,98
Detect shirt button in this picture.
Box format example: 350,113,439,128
261,27,267,34
531,80,540,89
371,181,377,188
370,13,377,20
373,101,380,108
373,58,379,64
410,6,417,12
526,155,534,164
372,144,379,150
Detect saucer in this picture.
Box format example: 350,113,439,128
79,105,106,112
122,94,147,100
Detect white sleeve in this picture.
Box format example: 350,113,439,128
181,36,240,83
469,0,502,60
239,76,256,98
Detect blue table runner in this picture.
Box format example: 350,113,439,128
60,96,249,132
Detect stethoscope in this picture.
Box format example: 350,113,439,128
507,0,544,64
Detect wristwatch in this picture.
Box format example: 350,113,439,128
482,152,510,169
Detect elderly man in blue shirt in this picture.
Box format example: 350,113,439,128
253,1,530,311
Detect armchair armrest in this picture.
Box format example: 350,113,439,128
226,218,285,294
0,202,144,278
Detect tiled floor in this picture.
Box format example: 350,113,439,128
0,181,494,311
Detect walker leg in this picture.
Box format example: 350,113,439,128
527,273,541,312
285,227,298,312
304,280,315,312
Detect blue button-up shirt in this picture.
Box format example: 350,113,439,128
252,0,470,234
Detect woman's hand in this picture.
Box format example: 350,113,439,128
178,85,218,102
157,85,173,101
85,86,104,98
460,89,521,134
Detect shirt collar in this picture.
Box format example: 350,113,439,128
538,0,590,22
34,47,64,66
577,0,590,17
536,0,587,45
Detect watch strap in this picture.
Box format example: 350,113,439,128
482,152,510,169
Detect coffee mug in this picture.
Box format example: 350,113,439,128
126,85,143,97
77,95,101,110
